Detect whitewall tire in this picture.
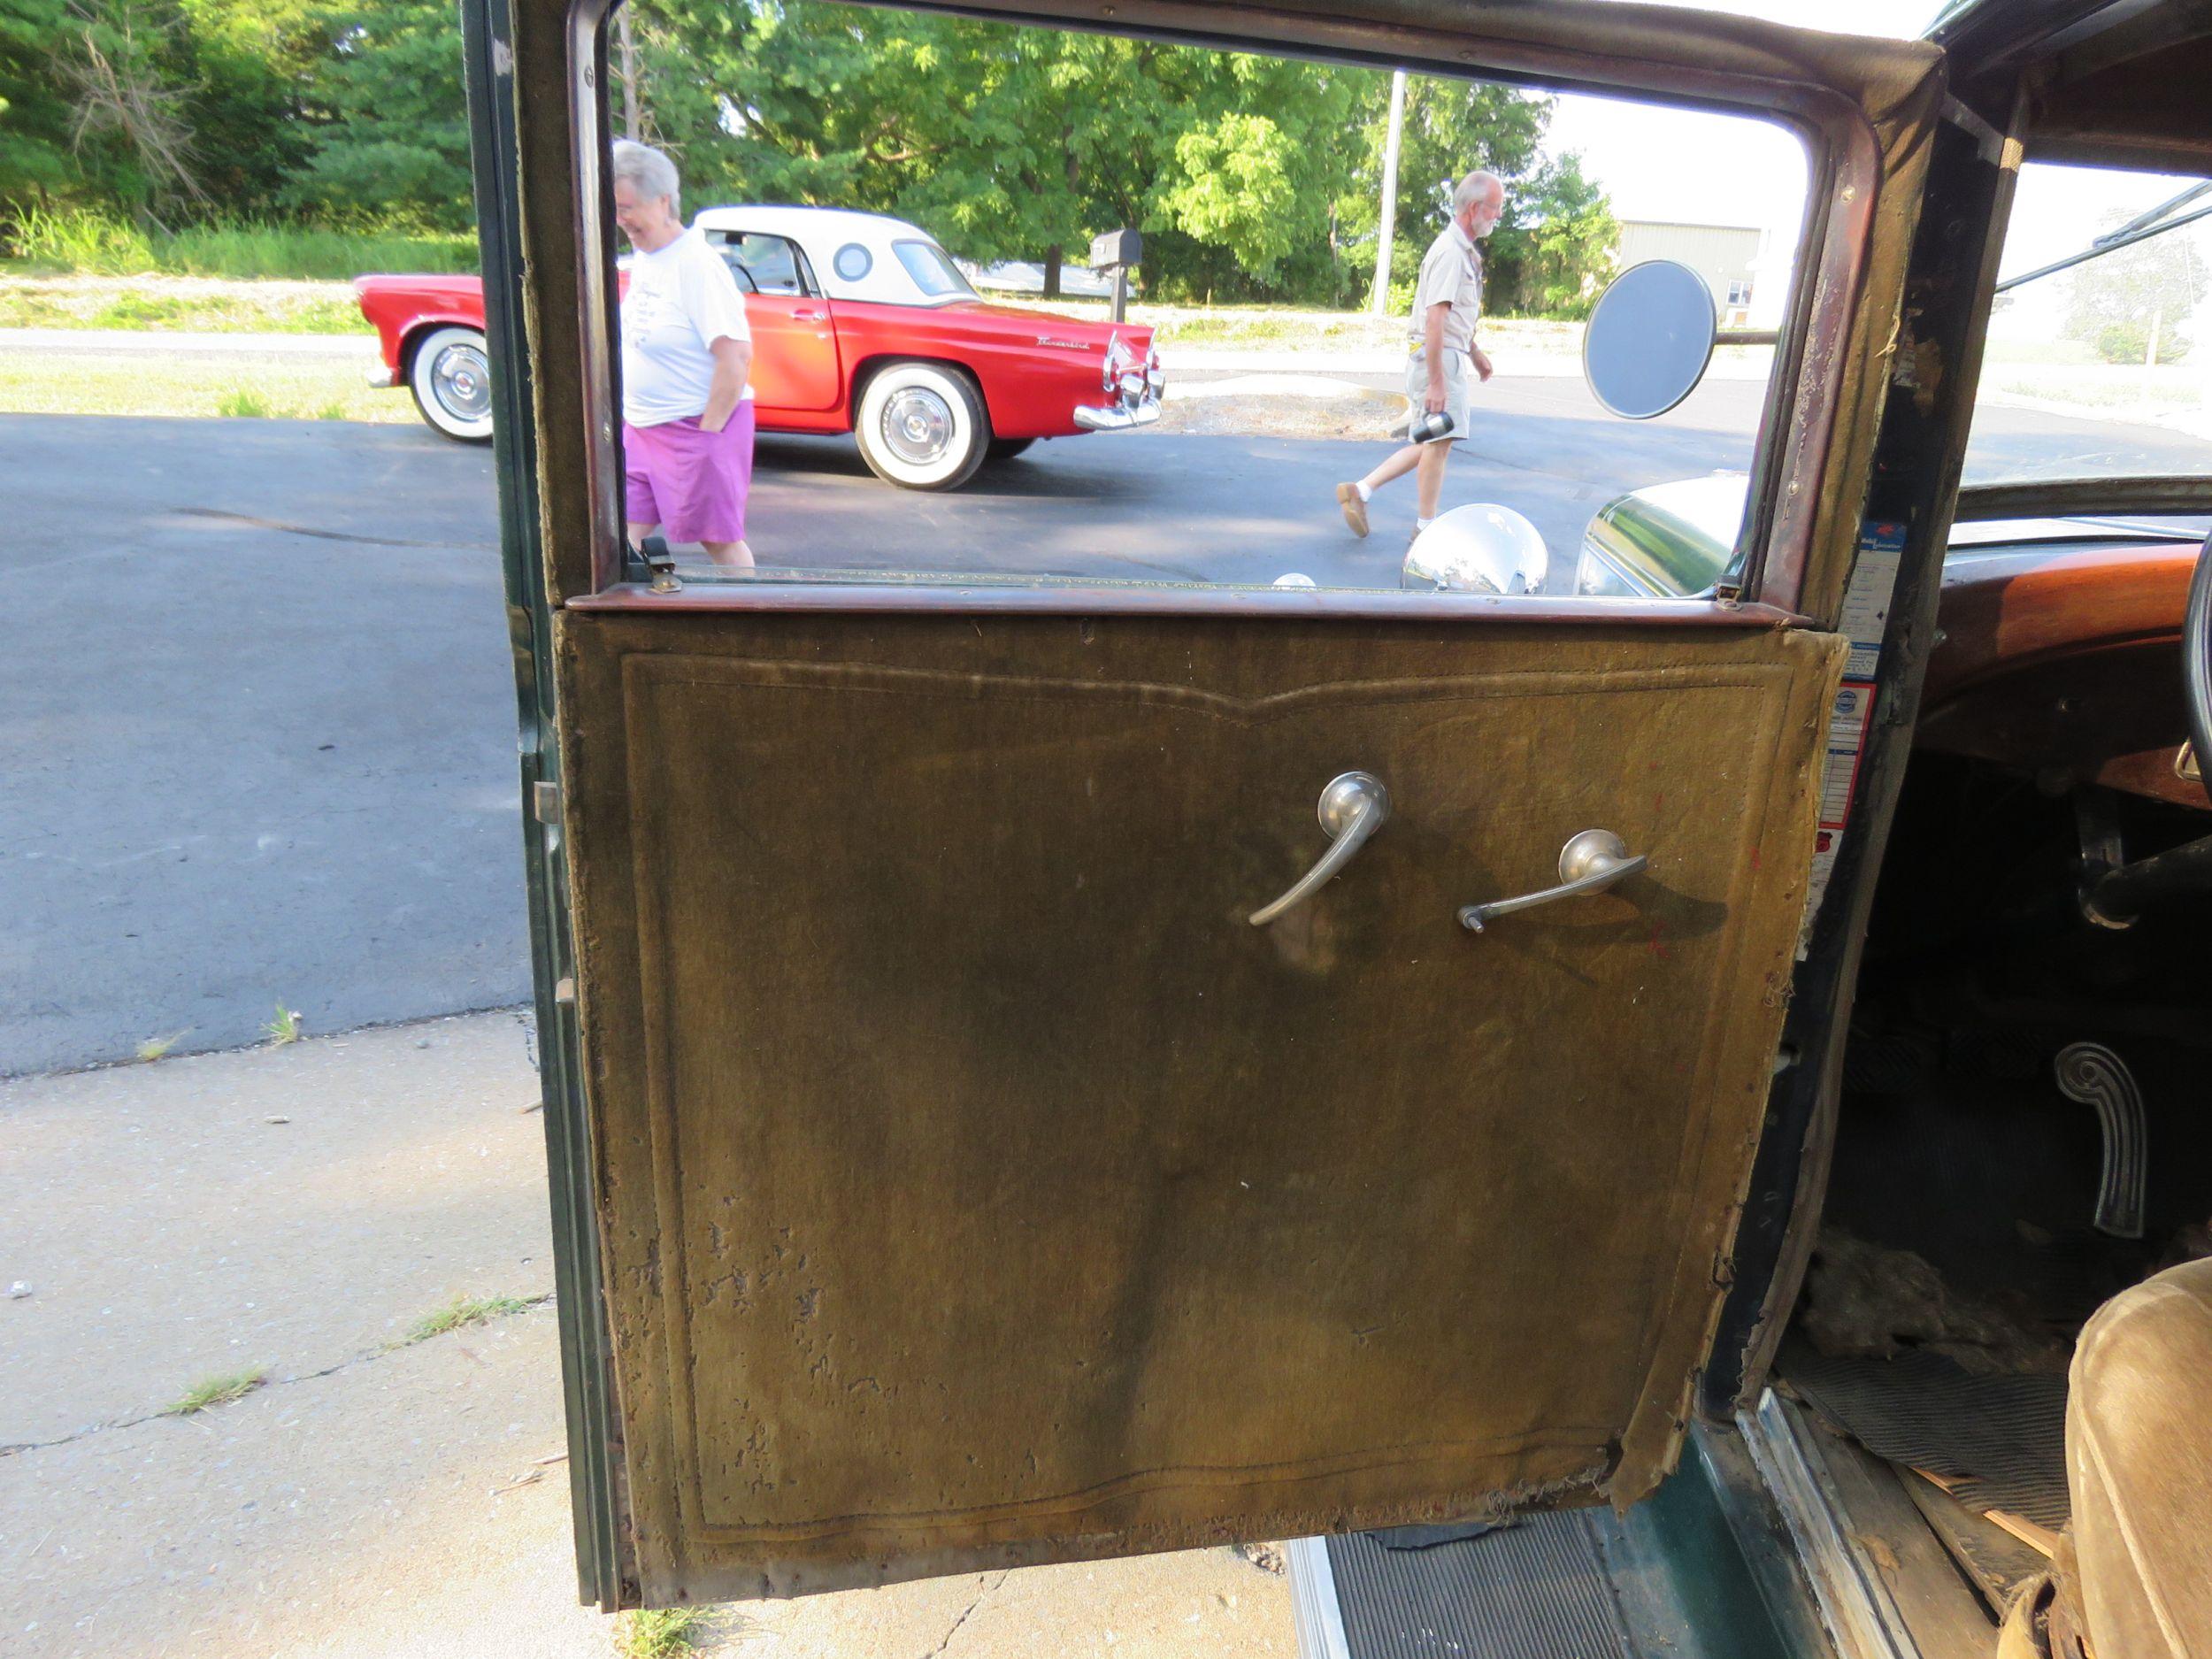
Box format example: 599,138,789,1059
408,325,495,443
854,361,989,490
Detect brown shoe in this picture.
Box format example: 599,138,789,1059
1336,482,1370,538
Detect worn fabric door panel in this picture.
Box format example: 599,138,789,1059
557,611,1844,1602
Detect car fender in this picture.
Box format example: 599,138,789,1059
833,303,1154,440
352,275,488,380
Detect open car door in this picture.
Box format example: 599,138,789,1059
468,0,1947,1610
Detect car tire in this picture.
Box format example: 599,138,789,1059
408,325,495,443
854,361,989,489
986,437,1036,463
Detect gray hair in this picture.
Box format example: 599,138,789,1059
1452,170,1502,213
611,139,680,215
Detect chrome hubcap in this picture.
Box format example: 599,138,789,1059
433,344,491,422
881,387,953,465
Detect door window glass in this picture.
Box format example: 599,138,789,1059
607,1,1811,598
710,231,809,296
1962,162,2212,488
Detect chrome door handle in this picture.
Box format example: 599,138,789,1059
1248,772,1391,926
1458,829,1647,933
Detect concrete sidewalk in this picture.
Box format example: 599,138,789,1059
0,1013,1295,1658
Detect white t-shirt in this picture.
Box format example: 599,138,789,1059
619,227,754,426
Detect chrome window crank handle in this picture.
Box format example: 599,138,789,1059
1459,829,1647,933
1248,772,1391,926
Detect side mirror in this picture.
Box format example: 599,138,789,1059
1582,259,1717,420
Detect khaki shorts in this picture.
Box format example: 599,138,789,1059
1404,347,1470,443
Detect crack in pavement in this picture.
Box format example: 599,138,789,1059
925,1570,1010,1659
0,1291,555,1459
169,505,492,552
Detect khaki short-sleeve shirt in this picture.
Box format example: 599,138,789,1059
1409,221,1483,356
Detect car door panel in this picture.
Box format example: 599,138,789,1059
742,294,841,415
557,610,1845,1601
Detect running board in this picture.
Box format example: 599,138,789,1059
1290,1515,1637,1659
1286,1429,1827,1659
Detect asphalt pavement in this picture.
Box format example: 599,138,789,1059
6,383,2209,1075
0,386,1762,1075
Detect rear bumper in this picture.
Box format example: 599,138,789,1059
1073,392,1161,432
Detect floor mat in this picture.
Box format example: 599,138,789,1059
1781,1340,2071,1530
1324,1512,1632,1659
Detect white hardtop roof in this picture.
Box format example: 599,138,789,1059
692,204,932,245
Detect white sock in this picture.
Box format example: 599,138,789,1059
1416,516,1434,532
1355,482,1372,502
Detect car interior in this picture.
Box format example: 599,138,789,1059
1284,16,2212,1659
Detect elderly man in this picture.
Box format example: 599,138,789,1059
1337,170,1503,541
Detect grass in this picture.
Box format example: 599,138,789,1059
1023,298,1587,352
0,278,369,335
263,1003,303,1045
218,388,277,419
0,344,409,423
167,1367,267,1416
615,1608,719,1659
400,1293,538,1347
135,1029,189,1063
1989,371,2207,411
4,203,476,282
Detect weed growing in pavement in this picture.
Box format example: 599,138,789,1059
135,1029,188,1062
400,1293,537,1347
167,1367,267,1415
616,1608,718,1659
263,1003,303,1043
218,388,275,419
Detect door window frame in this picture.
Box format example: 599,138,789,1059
703,227,822,299
551,0,1928,626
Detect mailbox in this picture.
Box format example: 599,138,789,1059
1089,227,1143,269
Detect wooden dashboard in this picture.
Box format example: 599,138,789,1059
1918,539,2204,810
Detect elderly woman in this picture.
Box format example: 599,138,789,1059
611,139,757,570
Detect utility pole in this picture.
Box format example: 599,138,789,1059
1371,69,1407,314
614,5,641,141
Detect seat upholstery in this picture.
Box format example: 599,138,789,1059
2066,1256,2212,1659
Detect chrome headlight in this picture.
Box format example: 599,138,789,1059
1402,504,1548,595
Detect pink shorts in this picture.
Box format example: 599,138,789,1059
623,404,755,544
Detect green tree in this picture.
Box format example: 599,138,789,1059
2062,214,2209,365
1484,153,1617,318
285,0,472,228
56,0,217,221
176,0,328,211
0,0,80,202
1333,73,1548,305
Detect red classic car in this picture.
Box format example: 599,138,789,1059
354,204,1162,490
